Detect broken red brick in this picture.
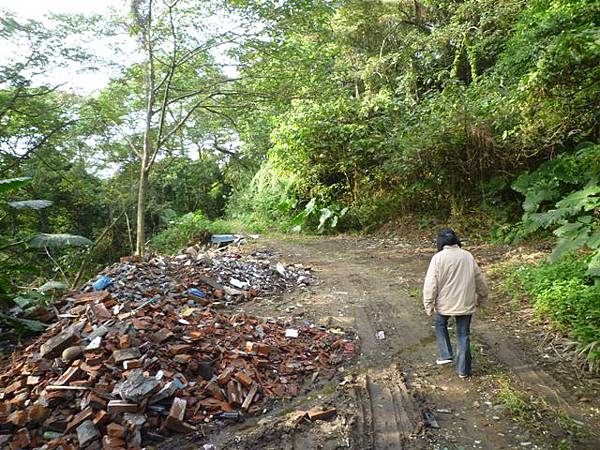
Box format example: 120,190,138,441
7,410,27,427
93,409,109,426
106,422,126,439
4,379,25,395
118,335,131,349
169,344,191,355
123,359,142,370
234,372,253,387
132,318,150,330
102,434,126,449
28,403,50,423
152,328,173,344
11,428,31,449
87,392,107,410
65,406,95,433
26,375,41,385
107,400,138,414
165,397,196,433
54,366,81,386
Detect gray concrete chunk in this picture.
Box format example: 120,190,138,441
77,419,100,447
149,379,185,404
113,347,141,363
118,369,160,402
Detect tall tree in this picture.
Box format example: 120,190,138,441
122,0,244,255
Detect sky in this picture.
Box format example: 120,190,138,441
0,0,134,93
0,0,127,19
0,0,240,94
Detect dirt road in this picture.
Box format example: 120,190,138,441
171,235,599,450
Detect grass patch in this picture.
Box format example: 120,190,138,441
497,377,535,422
493,375,588,447
494,254,600,373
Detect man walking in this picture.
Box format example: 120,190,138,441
423,228,489,378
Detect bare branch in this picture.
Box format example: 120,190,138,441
123,134,142,158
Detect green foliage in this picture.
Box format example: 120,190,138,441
511,144,600,275
0,176,92,333
497,378,534,422
149,212,236,255
0,177,32,193
229,0,599,238
289,198,348,234
512,255,600,372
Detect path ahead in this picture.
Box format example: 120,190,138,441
172,235,599,450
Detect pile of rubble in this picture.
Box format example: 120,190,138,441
87,247,316,307
0,249,355,449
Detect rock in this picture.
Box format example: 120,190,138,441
62,345,83,362
85,336,102,351
149,379,185,404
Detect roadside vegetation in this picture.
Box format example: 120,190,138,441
496,254,600,373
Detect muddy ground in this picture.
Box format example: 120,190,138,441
162,235,599,450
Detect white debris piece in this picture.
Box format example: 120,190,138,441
229,277,249,289
285,329,299,338
276,262,287,277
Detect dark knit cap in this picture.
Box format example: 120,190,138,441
436,228,462,252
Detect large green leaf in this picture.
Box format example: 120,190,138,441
317,207,332,233
8,200,54,209
550,228,589,261
586,252,600,278
528,209,570,228
0,313,46,334
555,183,600,211
29,233,93,248
0,177,32,193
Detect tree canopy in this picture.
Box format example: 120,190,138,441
0,0,598,332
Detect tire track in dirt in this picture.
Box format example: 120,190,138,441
277,241,427,449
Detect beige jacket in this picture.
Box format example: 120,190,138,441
423,245,489,316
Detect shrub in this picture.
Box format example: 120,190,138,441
513,255,600,372
149,212,236,255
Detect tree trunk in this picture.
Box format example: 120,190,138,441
135,165,149,256
135,2,155,257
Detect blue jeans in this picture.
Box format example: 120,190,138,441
433,313,472,376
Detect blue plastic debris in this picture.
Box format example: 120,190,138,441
187,288,207,299
93,275,112,291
